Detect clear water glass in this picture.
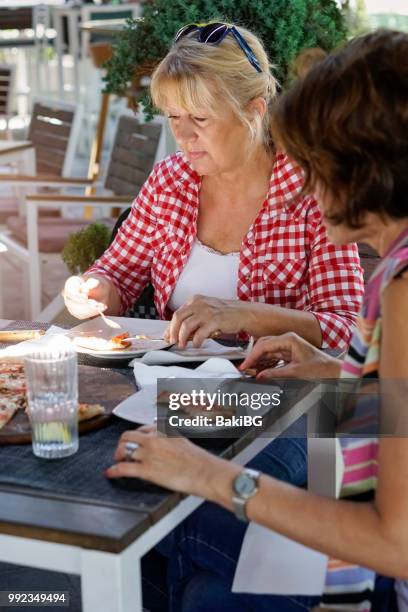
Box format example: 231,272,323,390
24,337,78,459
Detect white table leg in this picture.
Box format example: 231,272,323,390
68,11,80,102
54,11,65,99
16,147,36,215
81,548,143,612
26,203,42,319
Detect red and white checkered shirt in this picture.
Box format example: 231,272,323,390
88,151,364,350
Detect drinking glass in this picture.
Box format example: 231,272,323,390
24,337,78,459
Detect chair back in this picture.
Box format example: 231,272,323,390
0,64,15,120
80,3,141,63
27,98,83,177
105,113,170,320
0,7,31,31
104,113,163,197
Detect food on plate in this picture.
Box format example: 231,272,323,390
0,395,26,430
0,360,106,433
0,329,45,342
73,332,131,351
78,403,105,422
0,363,28,430
0,362,26,393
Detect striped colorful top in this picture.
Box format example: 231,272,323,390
322,227,408,610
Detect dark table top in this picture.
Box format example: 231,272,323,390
0,321,317,553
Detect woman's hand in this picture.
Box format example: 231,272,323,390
240,332,342,379
165,295,251,348
105,425,240,500
63,275,115,319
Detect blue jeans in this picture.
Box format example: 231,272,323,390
143,418,321,611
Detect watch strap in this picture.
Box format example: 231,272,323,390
232,468,260,522
233,496,249,521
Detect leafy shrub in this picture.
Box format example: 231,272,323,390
103,0,346,113
62,222,111,275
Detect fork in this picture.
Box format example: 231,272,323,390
95,305,122,330
126,335,167,342
125,330,224,344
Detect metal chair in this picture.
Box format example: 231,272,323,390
0,97,84,223
0,5,59,102
28,97,83,177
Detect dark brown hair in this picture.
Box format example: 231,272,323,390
271,29,408,228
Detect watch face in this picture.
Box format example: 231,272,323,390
234,473,257,498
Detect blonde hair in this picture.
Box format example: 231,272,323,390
150,23,278,153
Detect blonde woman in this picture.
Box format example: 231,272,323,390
64,22,363,354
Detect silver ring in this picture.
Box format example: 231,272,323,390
124,441,139,462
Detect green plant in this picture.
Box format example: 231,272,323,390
103,0,346,113
62,222,111,275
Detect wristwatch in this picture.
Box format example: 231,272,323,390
232,468,261,521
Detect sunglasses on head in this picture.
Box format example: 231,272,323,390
174,22,262,74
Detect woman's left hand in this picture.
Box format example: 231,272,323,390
105,425,238,498
165,295,250,348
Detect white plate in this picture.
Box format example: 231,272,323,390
131,340,248,365
68,317,171,359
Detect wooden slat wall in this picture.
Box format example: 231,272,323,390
0,68,12,116
28,103,75,176
105,116,161,196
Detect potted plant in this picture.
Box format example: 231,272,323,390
62,222,111,275
103,0,346,112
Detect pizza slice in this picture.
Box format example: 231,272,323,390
0,356,106,431
0,362,26,393
110,333,132,349
78,403,105,422
73,332,131,351
22,403,105,426
0,362,25,373
0,395,24,431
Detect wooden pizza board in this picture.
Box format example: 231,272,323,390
0,365,136,445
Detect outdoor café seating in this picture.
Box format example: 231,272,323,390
0,112,169,320
0,2,406,612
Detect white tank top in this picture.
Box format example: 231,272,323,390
167,239,240,312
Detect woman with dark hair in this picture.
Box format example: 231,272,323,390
107,29,408,611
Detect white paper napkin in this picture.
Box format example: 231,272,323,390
113,357,242,425
134,357,242,388
233,526,328,595
0,325,66,357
